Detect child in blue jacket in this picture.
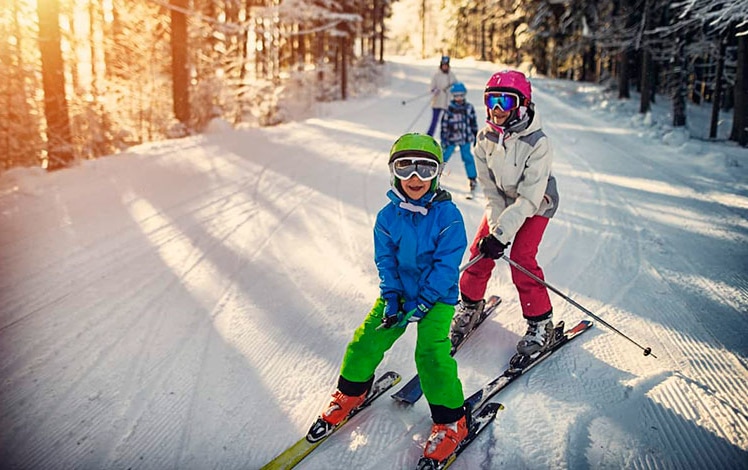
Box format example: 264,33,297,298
440,82,479,194
310,133,469,463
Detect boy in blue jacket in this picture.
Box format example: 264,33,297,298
440,82,479,195
312,133,469,462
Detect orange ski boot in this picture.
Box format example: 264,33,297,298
423,414,469,462
321,389,368,426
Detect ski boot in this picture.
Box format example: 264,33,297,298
468,178,477,192
466,178,477,199
322,389,368,425
307,389,367,442
450,299,485,352
509,314,554,371
422,414,469,463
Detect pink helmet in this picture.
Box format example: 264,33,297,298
484,70,532,104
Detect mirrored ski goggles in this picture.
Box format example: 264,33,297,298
485,91,521,112
391,157,440,181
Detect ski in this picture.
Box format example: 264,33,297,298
261,371,401,470
415,402,503,470
466,320,593,411
392,295,502,404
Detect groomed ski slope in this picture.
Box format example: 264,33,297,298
0,56,746,470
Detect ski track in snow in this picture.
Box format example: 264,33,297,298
0,56,746,469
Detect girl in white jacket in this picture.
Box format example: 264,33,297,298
452,70,560,366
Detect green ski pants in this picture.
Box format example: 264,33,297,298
339,297,464,409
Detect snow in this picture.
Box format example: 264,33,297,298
1,56,747,470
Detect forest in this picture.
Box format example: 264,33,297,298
1,0,746,171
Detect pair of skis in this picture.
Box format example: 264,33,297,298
411,317,594,470
260,373,502,470
262,300,593,470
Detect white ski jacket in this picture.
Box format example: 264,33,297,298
429,70,457,109
474,115,559,245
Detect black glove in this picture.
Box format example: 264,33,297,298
478,234,508,259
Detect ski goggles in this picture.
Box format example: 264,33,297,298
390,157,440,181
485,91,521,112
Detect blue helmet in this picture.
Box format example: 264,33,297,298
440,55,450,65
450,82,467,94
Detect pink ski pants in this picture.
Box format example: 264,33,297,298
459,213,552,319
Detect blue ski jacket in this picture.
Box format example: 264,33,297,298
374,188,467,307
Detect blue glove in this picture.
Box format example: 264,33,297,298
395,298,433,328
380,294,401,329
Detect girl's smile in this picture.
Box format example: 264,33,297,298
491,107,510,126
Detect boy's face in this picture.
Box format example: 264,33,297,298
400,175,430,200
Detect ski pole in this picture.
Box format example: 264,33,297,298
401,91,431,105
460,253,485,272
405,100,432,133
501,255,656,358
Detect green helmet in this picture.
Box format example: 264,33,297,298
388,133,443,193
389,133,443,164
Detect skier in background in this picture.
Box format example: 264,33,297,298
426,56,457,138
439,81,479,196
310,133,470,462
452,70,560,368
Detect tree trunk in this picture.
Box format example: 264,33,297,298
672,38,687,127
89,0,100,99
488,23,495,62
730,36,748,147
103,0,125,81
371,2,377,58
340,36,348,100
480,5,486,61
378,2,385,64
618,50,630,99
420,0,426,58
710,38,726,139
639,49,652,113
583,42,596,82
730,34,747,146
170,0,190,125
316,32,325,82
37,0,74,170
256,15,266,78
